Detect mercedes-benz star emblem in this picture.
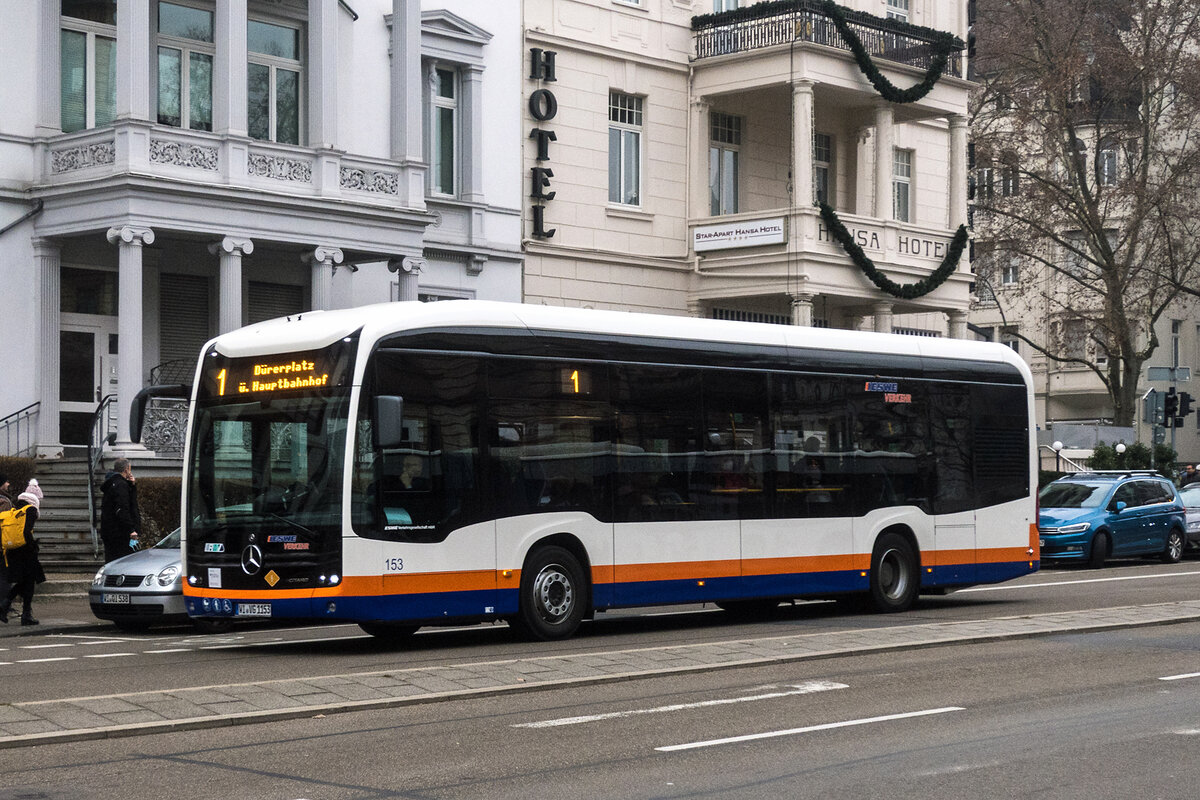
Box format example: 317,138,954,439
241,544,264,576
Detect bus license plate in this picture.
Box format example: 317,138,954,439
102,593,130,605
237,603,271,617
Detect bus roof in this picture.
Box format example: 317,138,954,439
207,300,1030,382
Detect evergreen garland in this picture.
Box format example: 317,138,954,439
818,202,968,299
821,0,961,104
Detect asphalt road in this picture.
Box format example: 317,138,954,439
1,559,1198,798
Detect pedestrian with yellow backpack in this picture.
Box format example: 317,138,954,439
0,479,46,625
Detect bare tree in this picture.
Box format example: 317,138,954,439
971,0,1200,425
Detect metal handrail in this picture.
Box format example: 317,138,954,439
692,0,963,77
86,394,118,558
1041,445,1088,473
0,402,39,457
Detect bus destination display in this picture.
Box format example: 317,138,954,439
200,344,355,400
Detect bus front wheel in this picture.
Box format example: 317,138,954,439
511,545,586,641
868,532,918,613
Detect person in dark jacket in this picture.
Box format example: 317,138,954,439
100,458,141,563
1,480,46,625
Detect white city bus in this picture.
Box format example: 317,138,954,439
179,300,1038,640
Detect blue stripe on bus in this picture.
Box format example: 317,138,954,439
187,561,1037,623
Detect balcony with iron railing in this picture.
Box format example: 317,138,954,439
692,0,963,78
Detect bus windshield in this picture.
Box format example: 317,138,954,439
187,392,351,535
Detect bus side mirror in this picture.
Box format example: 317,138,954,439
373,395,405,449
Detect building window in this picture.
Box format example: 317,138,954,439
1000,162,1019,197
1000,325,1020,354
1099,146,1118,186
1001,256,1019,285
248,17,302,145
975,164,994,201
431,67,458,196
814,132,832,205
893,148,912,222
709,112,741,215
61,2,117,133
886,0,909,20
156,2,214,132
609,92,643,206
1062,319,1087,360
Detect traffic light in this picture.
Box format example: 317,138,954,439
1164,387,1179,418
1180,391,1194,418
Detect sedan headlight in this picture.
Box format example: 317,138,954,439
92,570,104,587
156,565,181,586
1055,522,1092,534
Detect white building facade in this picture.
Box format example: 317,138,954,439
0,0,522,458
520,0,972,336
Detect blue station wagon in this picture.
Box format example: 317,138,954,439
1038,471,1187,568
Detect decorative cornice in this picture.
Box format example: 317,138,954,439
248,153,313,183
51,142,115,174
150,138,219,171
340,167,399,195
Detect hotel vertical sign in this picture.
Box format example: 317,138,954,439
529,48,557,239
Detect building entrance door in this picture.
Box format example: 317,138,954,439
59,320,118,446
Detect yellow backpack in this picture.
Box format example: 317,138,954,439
0,507,29,558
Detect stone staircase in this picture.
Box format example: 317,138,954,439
28,456,99,569
28,454,183,570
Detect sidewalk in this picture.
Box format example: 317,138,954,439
3,597,1200,749
0,573,104,637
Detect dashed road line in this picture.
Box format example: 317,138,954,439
1160,672,1200,681
515,680,848,729
655,706,967,752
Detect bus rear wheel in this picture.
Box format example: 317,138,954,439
868,532,918,613
511,546,586,641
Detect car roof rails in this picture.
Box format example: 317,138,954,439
1064,470,1161,479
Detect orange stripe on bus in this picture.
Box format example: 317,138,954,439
615,560,741,583
742,554,868,576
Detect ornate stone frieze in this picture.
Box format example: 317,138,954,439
247,153,313,183
50,142,116,174
149,139,219,170
340,167,399,195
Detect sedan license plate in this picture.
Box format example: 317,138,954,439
102,593,130,605
236,603,271,617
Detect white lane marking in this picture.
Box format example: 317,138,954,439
17,657,75,664
19,643,75,650
83,653,135,659
655,706,966,752
960,570,1200,593
514,681,849,729
77,640,126,647
1160,672,1200,681
144,648,193,654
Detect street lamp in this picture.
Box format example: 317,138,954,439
1116,442,1126,469
1052,440,1063,472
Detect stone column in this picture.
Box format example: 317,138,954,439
689,97,711,218
115,0,152,121
107,225,155,449
213,0,249,136
791,293,815,326
210,236,254,333
389,256,425,302
308,0,339,149
872,301,894,334
948,115,968,229
304,246,344,311
36,0,61,134
792,80,815,206
873,101,895,220
948,310,969,339
461,65,485,204
33,239,62,456
391,0,423,162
